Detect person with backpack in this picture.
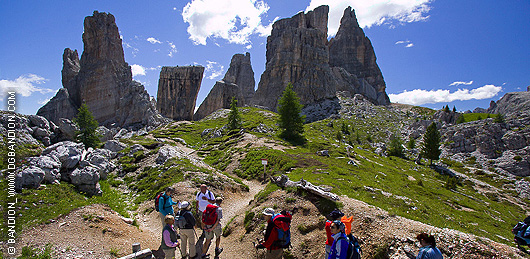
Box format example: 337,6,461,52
416,233,443,259
328,220,349,259
195,184,215,228
325,209,345,259
513,216,530,248
157,187,178,228
176,201,197,259
161,215,180,259
201,197,223,258
255,208,292,259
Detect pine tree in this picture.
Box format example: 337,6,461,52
277,83,305,142
444,105,450,113
74,103,100,148
421,122,441,165
407,137,416,150
453,106,457,112
227,97,242,131
387,135,404,158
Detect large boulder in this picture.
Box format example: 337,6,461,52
15,167,45,191
70,166,101,196
42,141,85,170
156,145,185,164
26,156,61,184
81,148,115,180
103,140,127,153
157,66,204,121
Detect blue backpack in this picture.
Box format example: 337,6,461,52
337,233,361,259
272,210,292,249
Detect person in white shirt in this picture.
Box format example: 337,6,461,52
195,184,215,227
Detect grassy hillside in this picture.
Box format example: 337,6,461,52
161,105,528,245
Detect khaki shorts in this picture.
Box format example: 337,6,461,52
204,224,222,240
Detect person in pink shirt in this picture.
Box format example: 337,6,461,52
161,215,180,259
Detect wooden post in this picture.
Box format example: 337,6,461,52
132,243,141,253
261,159,268,180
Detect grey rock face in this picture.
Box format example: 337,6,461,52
222,52,255,105
487,91,530,116
82,148,115,180
157,66,204,121
104,140,127,153
37,11,164,129
15,167,45,191
42,141,85,170
252,5,389,115
26,156,61,184
253,6,337,111
194,81,241,121
70,166,101,196
328,7,389,105
36,88,79,127
194,53,255,120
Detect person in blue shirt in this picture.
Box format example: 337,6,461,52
416,233,443,259
159,187,178,228
328,220,349,259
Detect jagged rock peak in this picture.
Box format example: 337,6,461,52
222,52,255,103
62,48,81,105
273,5,329,36
329,6,390,105
157,66,204,121
81,11,125,66
38,11,164,129
194,53,255,121
252,5,336,113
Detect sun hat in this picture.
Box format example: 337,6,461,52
263,208,275,216
179,201,190,209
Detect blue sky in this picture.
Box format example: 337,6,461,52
1,0,529,115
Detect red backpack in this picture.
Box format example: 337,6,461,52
202,204,219,225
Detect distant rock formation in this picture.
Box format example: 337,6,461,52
194,53,255,120
252,5,389,122
37,11,164,129
156,66,204,121
487,91,530,116
329,7,390,105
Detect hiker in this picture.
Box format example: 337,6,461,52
512,216,530,248
416,233,443,259
201,197,223,258
195,184,215,226
158,187,178,228
325,209,345,259
255,208,291,259
177,201,197,259
328,220,349,259
161,215,180,259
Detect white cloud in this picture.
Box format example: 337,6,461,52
147,37,162,44
389,85,502,106
396,40,414,48
182,0,273,45
205,61,224,80
0,74,52,98
306,0,432,36
131,64,146,77
168,42,178,57
449,80,473,86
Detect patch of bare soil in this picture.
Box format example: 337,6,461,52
15,204,158,258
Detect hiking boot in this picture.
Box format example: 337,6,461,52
214,247,223,256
